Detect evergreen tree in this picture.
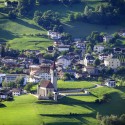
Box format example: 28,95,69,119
1,45,5,57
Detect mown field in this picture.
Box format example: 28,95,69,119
57,80,98,90
8,37,53,51
0,86,125,125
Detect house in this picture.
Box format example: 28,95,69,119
83,66,97,75
118,29,125,36
11,88,21,96
74,72,83,79
83,53,95,66
0,92,8,99
113,48,125,54
103,35,113,42
4,1,18,7
29,64,51,81
98,53,113,61
39,59,53,65
37,62,58,101
105,79,116,87
53,41,64,47
56,56,71,69
0,90,12,100
113,48,122,54
58,69,75,79
47,30,62,40
4,74,27,85
1,58,17,67
47,46,54,53
94,45,105,53
75,41,86,49
4,1,11,7
104,57,120,69
57,45,70,52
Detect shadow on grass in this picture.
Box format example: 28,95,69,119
0,103,6,108
36,91,125,116
116,86,125,93
0,28,16,41
40,114,92,125
14,18,44,31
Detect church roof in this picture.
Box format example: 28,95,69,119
40,80,54,88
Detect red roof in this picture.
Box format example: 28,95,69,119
40,80,54,88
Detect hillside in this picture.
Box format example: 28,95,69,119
0,1,125,51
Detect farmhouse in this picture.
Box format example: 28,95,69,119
93,45,105,53
47,30,62,40
105,79,116,87
103,35,113,42
83,53,95,66
11,88,21,96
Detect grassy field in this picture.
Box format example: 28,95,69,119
8,36,53,51
31,80,98,92
0,86,125,125
58,80,97,90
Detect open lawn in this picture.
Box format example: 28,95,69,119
8,36,53,51
58,80,100,90
0,17,46,40
0,87,125,125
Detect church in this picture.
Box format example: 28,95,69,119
37,62,58,101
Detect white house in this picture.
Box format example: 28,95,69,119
11,88,21,96
98,53,113,61
94,45,105,53
0,92,7,99
56,56,71,69
75,41,86,49
29,64,51,82
57,45,70,52
103,35,113,42
47,30,62,40
105,79,116,87
104,57,120,69
83,53,95,66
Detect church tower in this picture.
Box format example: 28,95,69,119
50,61,57,91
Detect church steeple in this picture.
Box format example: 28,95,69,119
50,61,57,91
50,61,56,70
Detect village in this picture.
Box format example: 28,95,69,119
0,29,125,101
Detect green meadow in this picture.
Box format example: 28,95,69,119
0,86,125,125
58,80,98,90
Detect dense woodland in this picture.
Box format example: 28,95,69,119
5,0,125,27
